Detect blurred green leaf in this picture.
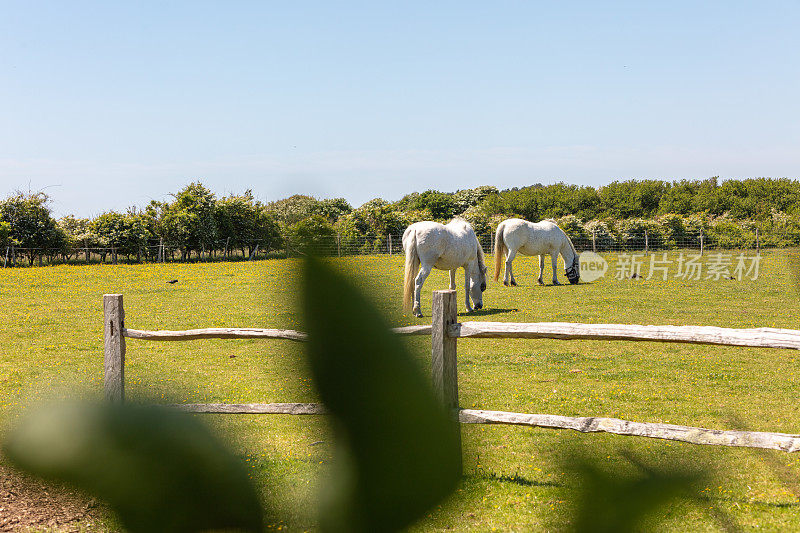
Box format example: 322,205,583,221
303,257,461,532
3,402,264,533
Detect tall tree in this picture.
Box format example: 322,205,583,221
162,182,218,258
0,192,66,264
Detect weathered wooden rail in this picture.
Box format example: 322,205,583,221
104,292,800,453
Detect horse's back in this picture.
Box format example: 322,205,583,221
502,218,566,255
404,219,478,269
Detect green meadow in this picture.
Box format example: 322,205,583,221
2,250,800,531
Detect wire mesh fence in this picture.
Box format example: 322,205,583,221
1,227,787,268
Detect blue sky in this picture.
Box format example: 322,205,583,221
2,1,799,217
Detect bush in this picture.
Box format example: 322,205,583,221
286,215,337,256
583,220,617,251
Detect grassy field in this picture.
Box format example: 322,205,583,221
2,250,800,531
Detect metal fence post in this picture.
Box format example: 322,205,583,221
103,294,126,403
431,289,462,473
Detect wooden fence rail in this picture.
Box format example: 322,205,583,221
104,292,800,454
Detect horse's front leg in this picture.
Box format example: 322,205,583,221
463,266,473,312
538,255,545,285
413,264,433,317
504,249,517,286
449,269,456,290
551,253,561,285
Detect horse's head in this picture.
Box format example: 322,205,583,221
469,263,487,309
565,256,580,284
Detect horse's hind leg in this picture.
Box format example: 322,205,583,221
463,266,473,312
413,264,433,317
504,249,518,286
551,253,561,285
538,255,545,285
449,269,456,290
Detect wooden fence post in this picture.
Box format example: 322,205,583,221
104,294,126,403
644,229,649,255
388,234,393,255
592,229,597,253
431,289,462,472
756,227,760,254
699,228,704,256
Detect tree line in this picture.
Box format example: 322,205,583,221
2,177,799,265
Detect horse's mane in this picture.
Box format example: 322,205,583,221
476,241,487,272
562,228,579,266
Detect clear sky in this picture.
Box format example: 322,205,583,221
2,1,799,217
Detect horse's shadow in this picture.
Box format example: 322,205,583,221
459,308,519,317
503,280,597,288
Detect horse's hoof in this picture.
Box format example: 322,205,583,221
503,281,509,286
510,280,517,286
413,311,423,318
537,280,544,286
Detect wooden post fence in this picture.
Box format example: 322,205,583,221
699,228,704,256
756,227,760,254
432,290,462,471
103,294,126,402
592,229,597,253
103,292,800,454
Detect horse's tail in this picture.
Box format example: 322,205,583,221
403,230,420,310
493,222,507,281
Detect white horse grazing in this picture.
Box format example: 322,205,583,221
403,219,487,318
494,218,580,286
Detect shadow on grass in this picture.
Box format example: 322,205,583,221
459,308,519,317
468,470,562,489
698,495,800,509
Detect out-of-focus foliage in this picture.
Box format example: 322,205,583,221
5,259,463,532
303,258,461,531
4,402,264,533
